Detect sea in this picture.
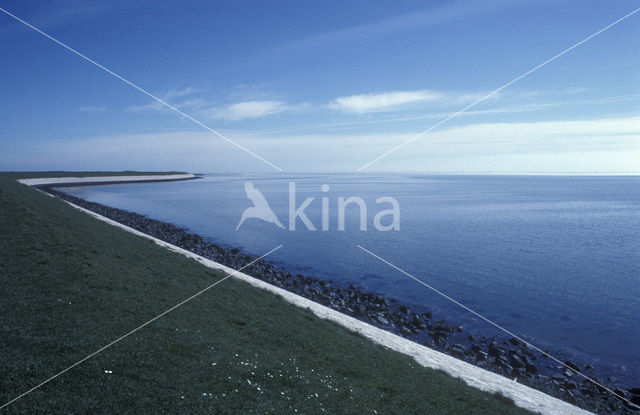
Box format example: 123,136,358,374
58,174,640,386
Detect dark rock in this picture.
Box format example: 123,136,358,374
475,351,488,362
510,355,524,369
564,360,580,373
613,389,627,399
508,337,520,346
374,295,388,306
524,362,538,375
450,344,467,357
488,342,503,359
500,364,513,376
580,387,593,396
398,305,410,314
423,338,435,348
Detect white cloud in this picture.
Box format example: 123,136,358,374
329,90,443,113
164,87,200,100
4,116,639,173
126,87,203,112
125,87,290,121
318,116,640,157
209,100,288,121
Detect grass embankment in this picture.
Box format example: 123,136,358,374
0,173,531,414
3,171,189,179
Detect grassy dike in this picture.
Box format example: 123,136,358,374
0,173,531,414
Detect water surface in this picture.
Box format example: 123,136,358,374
60,174,640,385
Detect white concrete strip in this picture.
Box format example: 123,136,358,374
22,178,594,415
18,174,196,186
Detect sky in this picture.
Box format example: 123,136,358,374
0,0,638,173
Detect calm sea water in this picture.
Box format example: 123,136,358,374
60,174,640,385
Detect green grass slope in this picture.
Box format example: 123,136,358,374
0,174,531,414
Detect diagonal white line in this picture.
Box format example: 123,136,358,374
357,6,640,171
0,7,283,172
0,244,282,410
356,244,639,409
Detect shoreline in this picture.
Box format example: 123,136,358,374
35,181,639,415
18,173,199,187
3,174,532,414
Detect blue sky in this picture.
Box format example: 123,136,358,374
0,0,638,173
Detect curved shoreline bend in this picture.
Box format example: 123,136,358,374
21,175,638,414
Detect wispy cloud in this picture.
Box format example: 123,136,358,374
327,89,490,114
126,87,290,121
329,90,443,113
271,0,529,56
209,100,288,121
165,87,199,98
126,87,204,112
